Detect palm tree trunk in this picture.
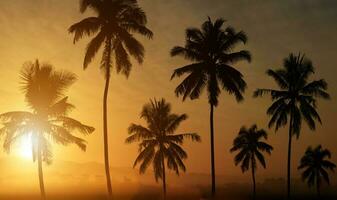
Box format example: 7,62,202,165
162,156,167,200
210,103,216,197
316,184,320,199
37,139,46,200
316,174,320,199
251,161,256,200
287,112,293,199
103,39,113,198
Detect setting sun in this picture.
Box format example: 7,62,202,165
16,134,33,160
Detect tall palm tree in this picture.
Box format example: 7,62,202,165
170,17,251,196
69,0,153,196
0,60,94,200
298,145,336,198
253,53,330,199
230,124,273,200
125,98,200,199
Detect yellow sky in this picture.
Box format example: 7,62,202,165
0,0,336,189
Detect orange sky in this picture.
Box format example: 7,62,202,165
0,0,336,191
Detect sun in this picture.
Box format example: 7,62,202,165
15,134,33,160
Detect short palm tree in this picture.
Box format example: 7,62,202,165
0,60,94,200
253,53,330,199
170,17,251,196
230,124,273,200
125,98,200,199
298,145,336,197
69,0,153,196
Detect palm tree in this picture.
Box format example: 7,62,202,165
253,53,330,199
0,60,94,200
125,98,200,199
230,124,273,200
68,0,153,196
298,145,336,198
170,17,251,196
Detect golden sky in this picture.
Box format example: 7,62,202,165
0,0,336,191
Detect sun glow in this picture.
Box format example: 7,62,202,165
16,134,33,160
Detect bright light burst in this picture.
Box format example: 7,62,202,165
15,134,33,160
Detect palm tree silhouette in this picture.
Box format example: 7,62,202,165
68,0,153,196
0,60,94,200
126,98,200,199
230,124,273,200
253,53,330,199
170,17,251,196
298,145,336,198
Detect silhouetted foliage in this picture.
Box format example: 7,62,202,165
170,17,251,196
230,124,273,200
254,53,330,199
69,0,153,197
0,60,94,199
298,145,336,197
126,98,200,198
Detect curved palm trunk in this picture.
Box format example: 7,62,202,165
162,156,167,200
103,39,113,198
251,160,256,200
37,139,46,200
210,104,216,197
287,112,294,199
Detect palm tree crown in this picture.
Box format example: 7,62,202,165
126,98,200,181
170,17,251,106
254,53,330,136
230,124,273,172
69,0,153,77
0,60,94,163
298,145,336,190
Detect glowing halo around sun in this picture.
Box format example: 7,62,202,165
15,134,33,160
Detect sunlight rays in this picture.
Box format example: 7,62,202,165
14,133,33,160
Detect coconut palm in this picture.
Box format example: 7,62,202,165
126,98,200,199
170,17,251,196
253,53,330,198
298,145,336,197
0,60,94,200
68,0,153,196
230,124,273,200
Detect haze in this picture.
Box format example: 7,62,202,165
0,0,336,199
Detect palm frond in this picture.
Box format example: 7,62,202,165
79,0,102,13
126,124,154,143
170,62,204,80
83,31,106,69
266,69,288,89
118,29,145,64
165,114,188,134
68,17,102,43
221,50,251,64
50,125,87,151
54,116,94,135
0,111,34,122
217,64,246,102
301,79,330,99
48,97,75,117
174,70,203,101
170,46,201,61
254,150,266,168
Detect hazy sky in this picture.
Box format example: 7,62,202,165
0,0,336,189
